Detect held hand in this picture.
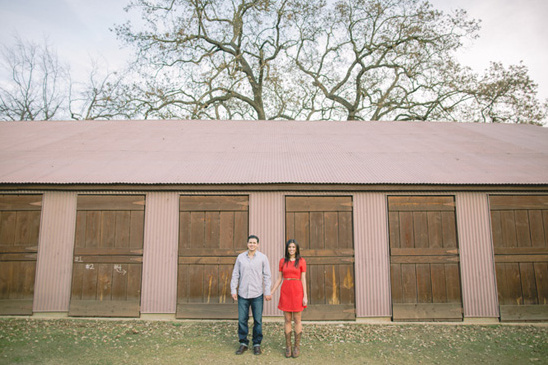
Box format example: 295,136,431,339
265,295,272,301
232,294,238,301
303,297,308,307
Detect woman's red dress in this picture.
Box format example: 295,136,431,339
278,258,307,312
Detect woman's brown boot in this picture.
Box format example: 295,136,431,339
292,331,302,358
284,331,292,358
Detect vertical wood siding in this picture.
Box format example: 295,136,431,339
141,192,179,314
353,193,391,317
33,192,77,312
249,192,285,316
455,192,499,317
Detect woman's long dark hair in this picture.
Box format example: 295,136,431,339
284,239,302,268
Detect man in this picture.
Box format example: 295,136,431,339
231,235,272,355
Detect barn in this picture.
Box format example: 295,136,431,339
0,120,547,322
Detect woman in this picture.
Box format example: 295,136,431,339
271,239,308,358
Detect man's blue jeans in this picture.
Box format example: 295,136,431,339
237,294,263,347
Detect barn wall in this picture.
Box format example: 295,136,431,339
141,192,179,314
455,192,499,318
33,191,77,312
353,193,391,317
249,192,285,317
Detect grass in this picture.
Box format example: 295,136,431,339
0,318,547,364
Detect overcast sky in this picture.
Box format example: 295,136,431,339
1,0,547,104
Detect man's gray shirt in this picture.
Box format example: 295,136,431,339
231,250,272,299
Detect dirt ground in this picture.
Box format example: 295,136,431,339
1,318,547,364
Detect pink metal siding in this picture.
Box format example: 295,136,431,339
33,191,77,312
455,193,499,317
2,120,547,186
353,193,391,317
249,192,285,316
141,192,179,314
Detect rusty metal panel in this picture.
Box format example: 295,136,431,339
33,192,77,312
354,193,391,317
249,192,285,317
1,120,548,186
455,192,499,318
141,192,179,314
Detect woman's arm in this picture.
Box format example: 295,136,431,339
301,271,308,307
271,271,283,293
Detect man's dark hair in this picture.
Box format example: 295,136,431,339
247,235,260,243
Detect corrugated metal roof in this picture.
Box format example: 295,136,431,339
1,120,547,185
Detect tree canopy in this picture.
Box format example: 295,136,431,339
1,0,547,124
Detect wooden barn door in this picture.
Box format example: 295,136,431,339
177,195,248,319
69,195,145,317
490,195,548,322
0,195,42,315
388,196,463,321
285,196,355,320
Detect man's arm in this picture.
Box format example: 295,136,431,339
263,256,272,301
230,257,240,301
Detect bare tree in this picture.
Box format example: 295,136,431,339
69,58,134,120
291,0,546,124
115,0,313,120
0,36,70,121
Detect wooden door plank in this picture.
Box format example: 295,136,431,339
286,196,352,212
388,212,400,249
416,264,433,303
285,212,295,242
294,212,310,249
176,303,238,319
534,263,548,305
85,211,101,248
401,264,417,304
388,196,455,211
204,212,221,248
219,212,235,250
338,211,353,249
339,265,354,305
490,195,548,210
233,211,248,247
520,263,538,305
491,211,503,248
179,212,191,251
445,264,462,303
111,263,128,301
500,211,517,248
115,211,131,248
129,210,144,249
309,212,324,250
393,303,462,321
499,305,548,322
69,300,140,317
324,212,339,249
100,211,116,249
179,195,248,211
126,264,142,301
430,264,447,303
529,210,545,248
177,265,190,303
77,195,145,211
441,211,457,249
515,210,532,248
0,195,42,211
399,212,414,248
427,212,443,248
308,265,325,305
413,212,429,248
390,264,403,304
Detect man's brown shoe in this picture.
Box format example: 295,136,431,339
235,344,248,355
253,345,262,355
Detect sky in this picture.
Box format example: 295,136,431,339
1,0,547,105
